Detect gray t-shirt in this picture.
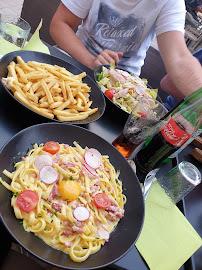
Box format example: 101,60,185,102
61,0,186,75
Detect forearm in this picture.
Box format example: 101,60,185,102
50,21,96,69
165,55,202,97
158,31,202,98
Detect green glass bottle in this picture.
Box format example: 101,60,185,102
163,87,202,162
135,96,202,173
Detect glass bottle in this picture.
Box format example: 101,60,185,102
135,98,202,173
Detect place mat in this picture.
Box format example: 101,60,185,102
0,19,50,56
135,180,202,270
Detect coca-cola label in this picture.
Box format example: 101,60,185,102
161,117,191,147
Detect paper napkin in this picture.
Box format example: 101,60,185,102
135,180,202,270
0,19,50,56
22,19,50,54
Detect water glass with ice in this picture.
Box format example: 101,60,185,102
0,14,31,54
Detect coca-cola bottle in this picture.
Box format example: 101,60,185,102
162,87,202,162
135,98,202,173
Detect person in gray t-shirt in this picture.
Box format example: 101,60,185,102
50,0,202,100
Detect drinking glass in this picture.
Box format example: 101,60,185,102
112,96,168,158
0,14,31,54
156,161,201,204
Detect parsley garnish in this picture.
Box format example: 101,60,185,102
55,236,59,240
17,152,21,156
115,179,120,185
13,192,19,198
69,176,74,180
51,210,58,218
37,216,42,218
44,227,47,231
73,222,78,227
57,194,62,197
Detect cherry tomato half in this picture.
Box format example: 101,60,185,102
44,141,60,154
17,190,39,212
94,193,111,209
105,89,114,100
138,112,147,118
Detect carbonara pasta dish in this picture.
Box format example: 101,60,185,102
0,141,126,262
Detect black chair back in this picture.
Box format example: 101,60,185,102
21,0,60,45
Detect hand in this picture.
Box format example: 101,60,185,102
90,49,123,70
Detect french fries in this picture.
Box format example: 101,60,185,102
2,56,98,121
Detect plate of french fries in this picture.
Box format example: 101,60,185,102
0,51,106,124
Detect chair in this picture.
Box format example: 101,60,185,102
140,46,168,102
20,0,60,45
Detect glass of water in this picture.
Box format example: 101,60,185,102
156,161,201,204
0,14,31,54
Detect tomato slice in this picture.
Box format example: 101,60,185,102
94,193,111,209
105,89,114,100
17,190,39,212
44,141,60,154
138,112,147,118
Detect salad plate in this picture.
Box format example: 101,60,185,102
94,64,159,115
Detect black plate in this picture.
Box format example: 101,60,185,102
0,123,144,270
0,51,106,125
94,64,162,116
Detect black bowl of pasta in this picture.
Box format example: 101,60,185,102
0,123,144,269
0,50,106,125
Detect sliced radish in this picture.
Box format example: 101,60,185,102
84,163,98,176
73,206,90,221
39,165,58,184
98,226,110,240
135,85,146,96
84,148,102,169
34,154,53,171
111,87,116,94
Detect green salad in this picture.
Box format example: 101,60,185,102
96,63,158,113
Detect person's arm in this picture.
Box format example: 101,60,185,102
160,74,185,100
157,30,202,97
50,3,123,70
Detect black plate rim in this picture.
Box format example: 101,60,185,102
0,51,106,125
0,122,145,270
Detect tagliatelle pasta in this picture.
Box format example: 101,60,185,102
0,141,126,262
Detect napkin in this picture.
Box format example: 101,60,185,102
0,19,50,56
135,180,202,270
22,19,50,54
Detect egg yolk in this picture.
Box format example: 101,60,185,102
58,180,81,201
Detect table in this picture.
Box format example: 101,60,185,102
0,45,201,270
